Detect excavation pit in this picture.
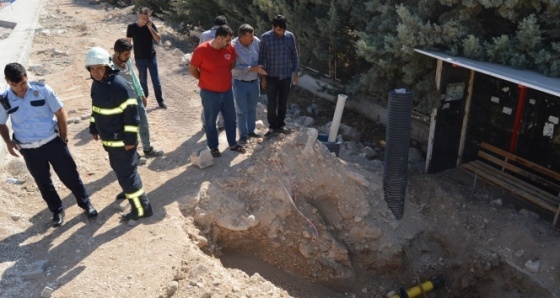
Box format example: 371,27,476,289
181,130,560,297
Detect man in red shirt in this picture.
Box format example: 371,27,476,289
189,25,245,157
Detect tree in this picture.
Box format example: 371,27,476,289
158,0,560,114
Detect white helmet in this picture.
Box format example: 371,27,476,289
85,46,112,69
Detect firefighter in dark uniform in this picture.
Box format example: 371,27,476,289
0,63,97,227
85,47,153,220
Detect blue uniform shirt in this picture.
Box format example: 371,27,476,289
0,81,62,143
200,26,218,44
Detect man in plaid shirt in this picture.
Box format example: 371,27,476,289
258,15,300,137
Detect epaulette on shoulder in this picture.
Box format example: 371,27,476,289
0,91,10,110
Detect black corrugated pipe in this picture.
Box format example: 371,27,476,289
383,89,414,219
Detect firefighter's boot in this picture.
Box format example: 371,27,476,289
122,196,153,221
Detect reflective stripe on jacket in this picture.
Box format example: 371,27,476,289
89,70,139,150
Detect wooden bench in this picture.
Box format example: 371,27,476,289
463,142,560,226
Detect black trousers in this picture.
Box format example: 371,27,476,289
266,77,291,130
107,148,149,215
20,138,91,213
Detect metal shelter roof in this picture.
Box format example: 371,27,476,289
415,49,560,97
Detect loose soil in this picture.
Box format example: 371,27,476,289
1,1,560,298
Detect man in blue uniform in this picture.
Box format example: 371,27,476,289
0,63,97,227
86,47,153,221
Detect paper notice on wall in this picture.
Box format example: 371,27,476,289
502,107,512,115
491,96,500,103
548,116,559,125
543,122,554,138
529,98,536,105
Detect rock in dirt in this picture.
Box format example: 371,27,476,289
166,280,179,296
216,214,259,231
181,53,192,65
490,199,503,207
172,48,185,57
191,148,214,169
5,177,24,185
40,286,54,298
360,146,378,160
525,259,541,273
21,259,49,280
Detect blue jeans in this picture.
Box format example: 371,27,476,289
200,110,224,128
266,77,291,129
135,55,164,104
20,138,91,213
233,79,259,138
136,96,151,150
200,88,237,149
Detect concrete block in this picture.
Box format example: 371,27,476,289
41,286,54,297
191,148,214,169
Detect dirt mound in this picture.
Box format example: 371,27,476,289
181,130,422,284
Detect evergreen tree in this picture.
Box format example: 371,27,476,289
159,0,560,114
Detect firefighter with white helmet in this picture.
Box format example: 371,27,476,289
86,46,153,220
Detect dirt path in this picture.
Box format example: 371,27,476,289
0,1,261,296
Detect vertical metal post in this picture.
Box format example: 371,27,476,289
509,85,527,153
456,69,475,166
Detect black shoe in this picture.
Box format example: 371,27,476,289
238,137,247,145
122,204,153,221
277,126,292,134
210,148,221,157
83,205,98,219
52,210,65,227
248,132,262,138
115,192,126,200
144,147,164,157
264,129,277,138
158,102,168,109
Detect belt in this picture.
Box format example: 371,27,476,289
17,133,58,149
235,79,257,83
